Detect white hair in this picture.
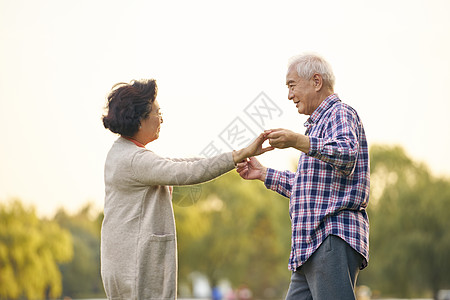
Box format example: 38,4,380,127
288,53,335,89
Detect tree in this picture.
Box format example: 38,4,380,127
173,171,292,298
0,200,73,299
54,204,105,299
359,145,450,298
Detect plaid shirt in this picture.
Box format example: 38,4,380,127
265,94,370,271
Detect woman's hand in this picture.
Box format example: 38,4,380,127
232,133,274,163
236,157,267,181
246,132,274,157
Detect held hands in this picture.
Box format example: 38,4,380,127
245,132,275,157
265,128,310,153
232,133,274,163
234,128,309,181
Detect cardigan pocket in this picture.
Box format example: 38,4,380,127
147,233,176,242
137,234,177,299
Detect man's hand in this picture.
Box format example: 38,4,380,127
266,128,310,153
236,157,267,181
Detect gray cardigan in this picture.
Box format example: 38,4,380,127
101,137,235,299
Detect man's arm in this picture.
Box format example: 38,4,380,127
265,107,361,177
307,108,360,176
265,129,310,153
236,157,295,199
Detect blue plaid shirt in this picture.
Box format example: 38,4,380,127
265,94,370,271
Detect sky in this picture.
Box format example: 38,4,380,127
1,0,450,217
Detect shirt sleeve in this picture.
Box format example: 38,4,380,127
307,105,360,177
130,150,235,186
264,168,295,199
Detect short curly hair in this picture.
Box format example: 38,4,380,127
102,79,158,137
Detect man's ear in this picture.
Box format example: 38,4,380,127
312,73,323,91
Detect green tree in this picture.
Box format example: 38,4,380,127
173,171,292,298
0,200,73,299
359,145,450,298
54,204,105,299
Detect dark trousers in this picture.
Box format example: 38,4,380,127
285,235,363,300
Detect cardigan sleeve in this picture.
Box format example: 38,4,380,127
130,150,235,186
166,157,203,162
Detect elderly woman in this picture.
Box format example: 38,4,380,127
101,79,272,300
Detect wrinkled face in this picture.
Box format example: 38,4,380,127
140,100,163,142
286,67,317,115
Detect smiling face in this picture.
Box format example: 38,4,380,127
286,67,321,115
139,99,163,143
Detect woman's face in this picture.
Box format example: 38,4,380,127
140,100,163,143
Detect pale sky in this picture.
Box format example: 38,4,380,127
1,0,449,217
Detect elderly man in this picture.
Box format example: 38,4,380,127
237,53,370,299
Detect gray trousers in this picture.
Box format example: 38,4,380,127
285,235,363,300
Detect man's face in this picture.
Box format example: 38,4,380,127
286,67,317,115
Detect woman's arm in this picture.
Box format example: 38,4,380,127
131,133,272,186
131,151,235,186
167,157,203,163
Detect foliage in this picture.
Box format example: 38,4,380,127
173,171,292,298
54,204,105,299
0,200,73,300
359,145,450,298
2,144,450,299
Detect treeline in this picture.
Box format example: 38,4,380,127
359,145,450,298
0,202,105,299
0,145,450,299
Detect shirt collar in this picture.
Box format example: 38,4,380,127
304,93,341,129
122,136,146,148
